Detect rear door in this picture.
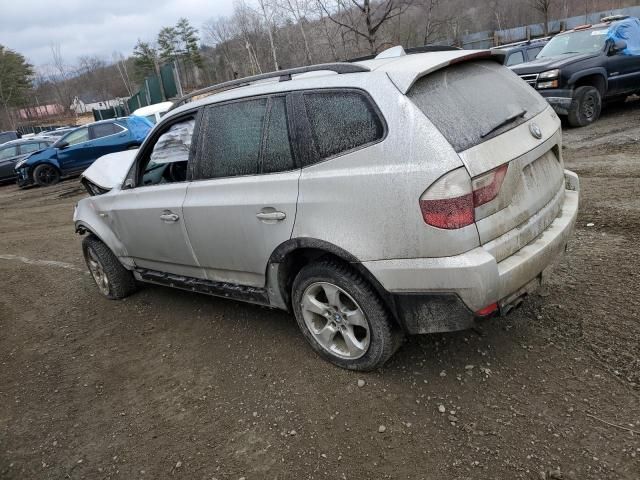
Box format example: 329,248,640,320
0,145,19,179
182,95,300,287
88,122,129,160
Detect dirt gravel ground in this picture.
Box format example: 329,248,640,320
1,100,639,480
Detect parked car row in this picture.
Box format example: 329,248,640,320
7,117,153,187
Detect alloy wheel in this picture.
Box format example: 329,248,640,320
36,165,58,185
86,247,110,296
300,282,370,360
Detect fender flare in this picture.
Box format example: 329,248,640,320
265,238,403,328
567,68,608,92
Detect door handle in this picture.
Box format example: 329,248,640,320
160,211,180,222
256,211,286,221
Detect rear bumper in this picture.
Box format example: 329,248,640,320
365,170,579,334
539,89,573,115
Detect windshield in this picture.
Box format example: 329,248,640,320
538,29,608,57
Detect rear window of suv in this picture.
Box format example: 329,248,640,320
407,61,548,152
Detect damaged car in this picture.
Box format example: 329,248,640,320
74,46,579,370
15,117,153,188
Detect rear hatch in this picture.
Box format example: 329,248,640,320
408,60,565,262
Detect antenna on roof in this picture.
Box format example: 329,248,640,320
375,46,406,59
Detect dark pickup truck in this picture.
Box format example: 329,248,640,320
511,16,640,127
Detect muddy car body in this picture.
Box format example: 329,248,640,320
74,47,579,370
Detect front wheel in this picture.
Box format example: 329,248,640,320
33,163,60,186
567,86,602,127
82,235,138,299
292,259,400,371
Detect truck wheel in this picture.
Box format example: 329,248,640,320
568,86,601,127
82,235,138,299
292,259,401,371
33,163,60,186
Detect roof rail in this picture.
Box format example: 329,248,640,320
347,45,460,62
492,36,551,49
601,14,629,22
170,63,370,110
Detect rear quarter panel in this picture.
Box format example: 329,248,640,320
293,79,479,261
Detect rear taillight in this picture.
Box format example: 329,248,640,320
472,164,508,207
420,164,509,229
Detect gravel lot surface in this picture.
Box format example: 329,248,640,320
1,100,639,479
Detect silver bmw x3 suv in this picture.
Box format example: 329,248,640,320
74,46,579,370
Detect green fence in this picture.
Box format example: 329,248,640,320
125,62,180,115
92,105,127,121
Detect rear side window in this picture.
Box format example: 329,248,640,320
408,61,548,152
20,143,41,154
196,98,267,179
263,97,294,173
90,122,124,139
506,50,524,66
303,91,384,162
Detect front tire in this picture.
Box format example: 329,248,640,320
292,259,400,371
568,86,602,127
33,163,60,186
82,235,137,299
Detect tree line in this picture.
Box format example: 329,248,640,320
0,0,636,130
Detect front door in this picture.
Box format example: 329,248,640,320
109,114,203,278
183,95,299,287
606,49,640,95
57,127,93,173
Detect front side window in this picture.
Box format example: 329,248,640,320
62,128,89,146
302,90,384,163
140,117,195,186
527,46,543,60
0,146,17,160
195,98,267,179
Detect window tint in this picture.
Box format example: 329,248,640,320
39,142,51,149
20,143,41,154
303,91,383,162
63,128,89,146
141,118,195,186
0,146,17,160
506,50,525,66
196,98,267,179
90,122,123,139
263,97,294,173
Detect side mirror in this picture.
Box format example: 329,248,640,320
57,141,69,149
610,39,627,55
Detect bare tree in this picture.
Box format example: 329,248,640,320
48,44,75,113
203,17,241,78
317,0,414,54
256,0,280,70
531,0,555,36
278,0,314,64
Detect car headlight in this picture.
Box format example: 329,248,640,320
14,159,28,170
539,69,560,80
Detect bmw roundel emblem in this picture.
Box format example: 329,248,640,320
529,122,543,139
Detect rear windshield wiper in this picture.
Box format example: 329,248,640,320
481,109,527,138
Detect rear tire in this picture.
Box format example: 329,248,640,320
292,259,400,371
82,235,138,299
568,86,602,127
33,163,60,187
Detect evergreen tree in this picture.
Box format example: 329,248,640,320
0,45,33,128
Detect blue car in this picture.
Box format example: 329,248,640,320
15,117,153,187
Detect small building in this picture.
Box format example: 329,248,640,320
70,95,125,114
18,103,65,120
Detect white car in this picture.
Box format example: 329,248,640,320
132,101,173,125
74,46,579,370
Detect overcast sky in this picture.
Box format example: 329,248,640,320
0,0,235,68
